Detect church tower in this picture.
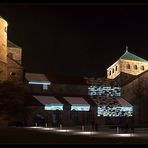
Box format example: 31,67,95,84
0,16,23,81
0,16,8,63
107,47,148,80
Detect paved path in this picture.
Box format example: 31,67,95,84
25,126,148,139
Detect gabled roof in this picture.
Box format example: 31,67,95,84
64,97,89,105
25,73,50,83
7,40,21,48
33,96,63,105
120,51,148,63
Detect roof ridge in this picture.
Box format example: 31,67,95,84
7,40,21,48
120,51,148,63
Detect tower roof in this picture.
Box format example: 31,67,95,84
7,40,21,48
120,50,148,63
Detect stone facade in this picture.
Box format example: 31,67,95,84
107,51,148,80
122,70,148,125
0,17,8,63
107,49,148,125
0,17,23,82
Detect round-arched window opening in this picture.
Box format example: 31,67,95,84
10,72,16,76
126,64,130,69
141,66,145,71
134,65,138,70
7,53,13,59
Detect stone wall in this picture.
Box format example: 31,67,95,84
7,47,22,64
107,61,120,79
0,61,7,81
107,59,148,80
0,17,8,63
7,57,24,81
122,71,148,124
120,59,148,76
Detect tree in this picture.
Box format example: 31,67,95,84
0,81,26,122
132,77,148,124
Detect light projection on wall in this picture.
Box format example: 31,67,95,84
88,85,121,96
44,104,63,111
97,106,133,117
71,104,90,111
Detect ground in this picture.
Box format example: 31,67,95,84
0,127,148,144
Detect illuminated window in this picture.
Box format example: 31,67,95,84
112,69,114,73
126,64,130,69
115,66,118,71
44,104,63,110
71,104,90,111
134,65,138,70
141,66,145,70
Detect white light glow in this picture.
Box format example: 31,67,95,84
29,81,51,85
44,104,63,110
113,134,133,137
71,104,90,111
27,126,43,129
41,128,55,130
55,129,73,132
74,131,97,135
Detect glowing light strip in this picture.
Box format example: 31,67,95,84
44,105,63,110
71,104,90,111
28,81,51,85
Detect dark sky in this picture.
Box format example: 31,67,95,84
0,4,148,77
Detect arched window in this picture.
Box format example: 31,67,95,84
10,72,16,76
115,66,118,71
126,64,130,69
141,65,145,71
134,65,138,70
112,68,114,73
7,53,13,59
4,27,7,32
109,71,111,75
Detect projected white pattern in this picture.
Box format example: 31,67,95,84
88,85,121,96
71,104,90,111
44,104,63,110
97,106,133,117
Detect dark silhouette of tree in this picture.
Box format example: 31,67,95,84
132,77,148,124
0,81,26,122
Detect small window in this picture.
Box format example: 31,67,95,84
126,64,130,69
112,69,114,73
43,84,48,90
4,27,7,32
115,66,118,71
134,65,138,70
109,71,111,75
141,66,145,71
7,53,13,59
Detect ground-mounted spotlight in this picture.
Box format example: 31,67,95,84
112,133,134,137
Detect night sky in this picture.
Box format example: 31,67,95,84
0,4,148,77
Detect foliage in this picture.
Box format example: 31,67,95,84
0,81,26,121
